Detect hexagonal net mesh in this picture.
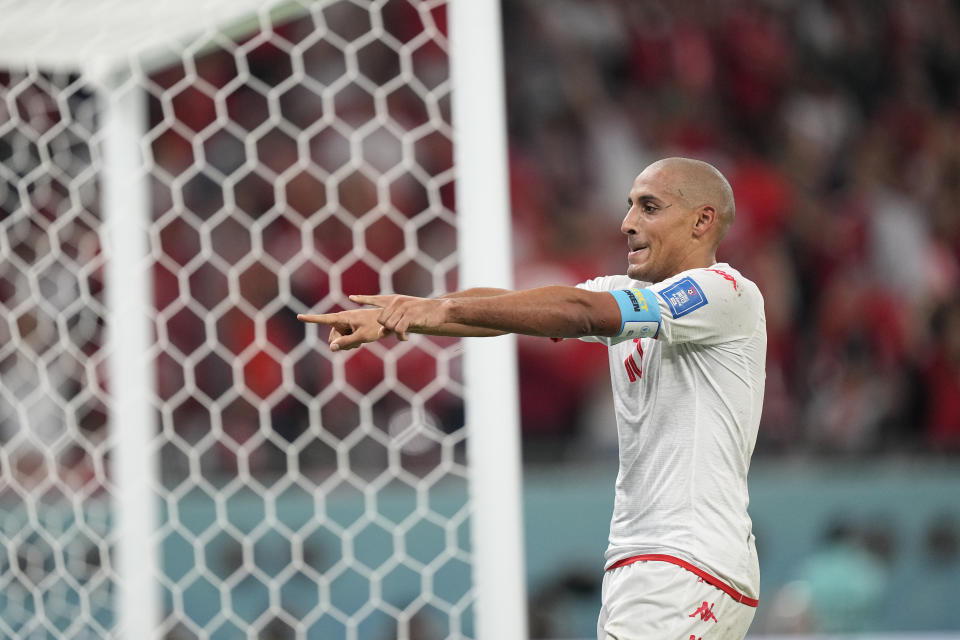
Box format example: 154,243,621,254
0,1,481,638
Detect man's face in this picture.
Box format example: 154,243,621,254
621,167,699,283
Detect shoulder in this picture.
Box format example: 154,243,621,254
653,264,762,319
696,264,761,300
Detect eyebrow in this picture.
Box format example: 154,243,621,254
627,194,667,205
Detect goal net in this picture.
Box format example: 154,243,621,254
0,1,522,638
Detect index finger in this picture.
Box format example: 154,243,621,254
349,294,392,308
297,313,341,325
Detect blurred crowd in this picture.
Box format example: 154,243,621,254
501,0,960,458
4,0,960,491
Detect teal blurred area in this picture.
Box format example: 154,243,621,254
0,460,960,640
6,461,956,638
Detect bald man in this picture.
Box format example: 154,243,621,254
300,157,765,639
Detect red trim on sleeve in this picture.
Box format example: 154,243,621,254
606,554,759,607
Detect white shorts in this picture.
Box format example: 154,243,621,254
597,559,757,640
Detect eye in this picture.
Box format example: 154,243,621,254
643,203,658,213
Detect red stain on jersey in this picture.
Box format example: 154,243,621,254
689,601,718,622
705,268,738,291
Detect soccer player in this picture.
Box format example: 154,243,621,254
299,157,765,639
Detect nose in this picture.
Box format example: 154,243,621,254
621,206,638,236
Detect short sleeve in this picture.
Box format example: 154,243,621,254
651,267,761,345
575,275,628,294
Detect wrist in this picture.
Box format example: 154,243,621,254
439,297,459,325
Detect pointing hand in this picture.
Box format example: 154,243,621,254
296,307,388,352
349,294,450,340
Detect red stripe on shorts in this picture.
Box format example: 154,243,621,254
605,554,759,607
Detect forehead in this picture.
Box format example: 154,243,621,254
629,167,676,200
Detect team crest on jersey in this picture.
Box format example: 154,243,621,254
657,277,708,318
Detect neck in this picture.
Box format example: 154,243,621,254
670,250,717,277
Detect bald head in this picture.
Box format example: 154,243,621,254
642,157,736,246
622,157,737,282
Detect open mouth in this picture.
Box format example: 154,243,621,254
628,246,649,259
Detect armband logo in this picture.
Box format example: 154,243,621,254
658,277,708,318
625,288,649,313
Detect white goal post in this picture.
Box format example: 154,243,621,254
0,1,525,638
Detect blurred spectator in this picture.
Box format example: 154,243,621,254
923,301,960,451
761,580,817,634
527,567,600,639
796,519,890,632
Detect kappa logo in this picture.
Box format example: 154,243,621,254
688,601,718,623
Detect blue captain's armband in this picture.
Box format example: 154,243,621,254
609,288,661,340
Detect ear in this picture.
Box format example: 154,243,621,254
692,205,717,239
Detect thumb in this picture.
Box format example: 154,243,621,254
331,331,370,351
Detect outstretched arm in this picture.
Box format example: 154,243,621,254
297,287,511,351
352,286,622,340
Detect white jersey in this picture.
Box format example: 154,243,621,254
577,263,765,599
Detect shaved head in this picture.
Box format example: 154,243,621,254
621,157,737,282
642,157,736,246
